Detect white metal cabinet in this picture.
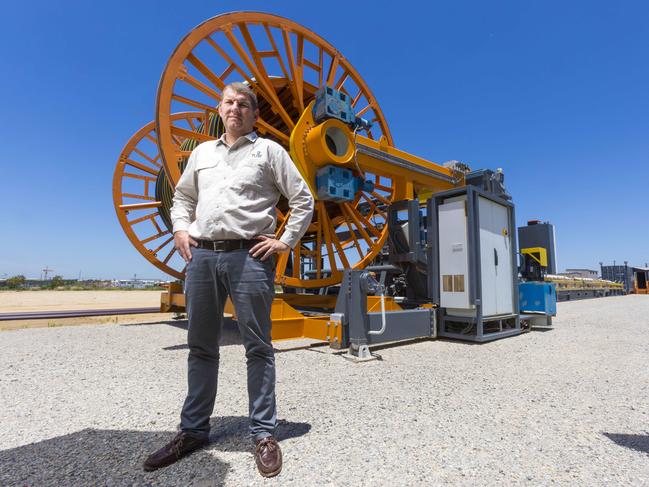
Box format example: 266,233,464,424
438,197,471,309
437,194,514,316
478,196,514,315
432,185,520,342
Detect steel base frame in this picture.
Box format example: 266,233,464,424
335,269,437,356
438,311,520,343
520,313,553,328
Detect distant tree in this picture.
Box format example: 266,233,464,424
6,275,26,289
50,275,64,289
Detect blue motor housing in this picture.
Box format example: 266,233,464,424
313,86,355,125
312,86,371,129
316,165,374,202
519,282,557,316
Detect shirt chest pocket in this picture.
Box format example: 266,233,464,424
195,159,222,191
230,162,264,193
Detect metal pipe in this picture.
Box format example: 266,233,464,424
0,307,161,321
368,290,387,335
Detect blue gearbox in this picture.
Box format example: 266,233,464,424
316,165,375,202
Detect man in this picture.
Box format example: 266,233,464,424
143,82,314,477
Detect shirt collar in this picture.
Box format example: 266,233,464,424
216,131,258,148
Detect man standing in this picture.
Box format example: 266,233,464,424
143,82,314,477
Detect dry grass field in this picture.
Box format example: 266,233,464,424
0,290,163,312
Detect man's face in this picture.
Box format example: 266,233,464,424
218,88,259,137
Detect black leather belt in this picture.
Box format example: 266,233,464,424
195,239,256,252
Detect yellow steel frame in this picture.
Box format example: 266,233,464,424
161,285,343,343
289,101,458,202
520,247,548,267
160,283,407,345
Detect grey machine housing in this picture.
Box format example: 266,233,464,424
428,185,521,342
331,177,521,357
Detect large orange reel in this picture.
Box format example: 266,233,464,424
119,12,406,288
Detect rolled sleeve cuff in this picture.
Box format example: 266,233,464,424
279,233,299,249
172,221,190,234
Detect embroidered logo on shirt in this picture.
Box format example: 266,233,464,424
251,150,262,158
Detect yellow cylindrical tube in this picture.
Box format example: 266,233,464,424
304,119,354,168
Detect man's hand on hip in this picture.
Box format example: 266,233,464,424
250,236,290,261
174,231,198,263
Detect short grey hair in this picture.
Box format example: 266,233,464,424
222,82,258,111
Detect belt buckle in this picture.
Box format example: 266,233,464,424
212,241,226,252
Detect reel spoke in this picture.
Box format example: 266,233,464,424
113,112,210,280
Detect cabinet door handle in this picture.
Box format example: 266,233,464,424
494,248,499,266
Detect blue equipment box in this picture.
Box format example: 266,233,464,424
316,165,356,202
519,282,557,316
312,86,372,130
313,86,356,125
316,165,374,202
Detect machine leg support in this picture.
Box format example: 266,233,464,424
344,343,380,362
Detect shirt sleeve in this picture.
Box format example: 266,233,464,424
170,148,199,234
269,143,315,249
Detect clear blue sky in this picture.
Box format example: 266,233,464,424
1,0,647,279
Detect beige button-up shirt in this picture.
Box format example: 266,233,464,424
170,132,314,249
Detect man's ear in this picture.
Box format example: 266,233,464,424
254,108,260,122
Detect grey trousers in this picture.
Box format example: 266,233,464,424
180,247,276,441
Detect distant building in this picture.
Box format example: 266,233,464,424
110,279,163,289
25,279,56,288
564,268,598,279
600,263,633,292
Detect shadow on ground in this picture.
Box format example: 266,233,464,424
121,319,189,331
162,319,244,350
159,319,320,352
603,433,649,455
132,318,327,353
209,416,311,444
0,416,310,487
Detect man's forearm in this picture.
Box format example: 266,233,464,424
280,192,314,248
170,193,196,234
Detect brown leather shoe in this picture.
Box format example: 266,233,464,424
254,436,282,477
143,431,209,472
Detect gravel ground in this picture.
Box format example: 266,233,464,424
1,295,648,486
